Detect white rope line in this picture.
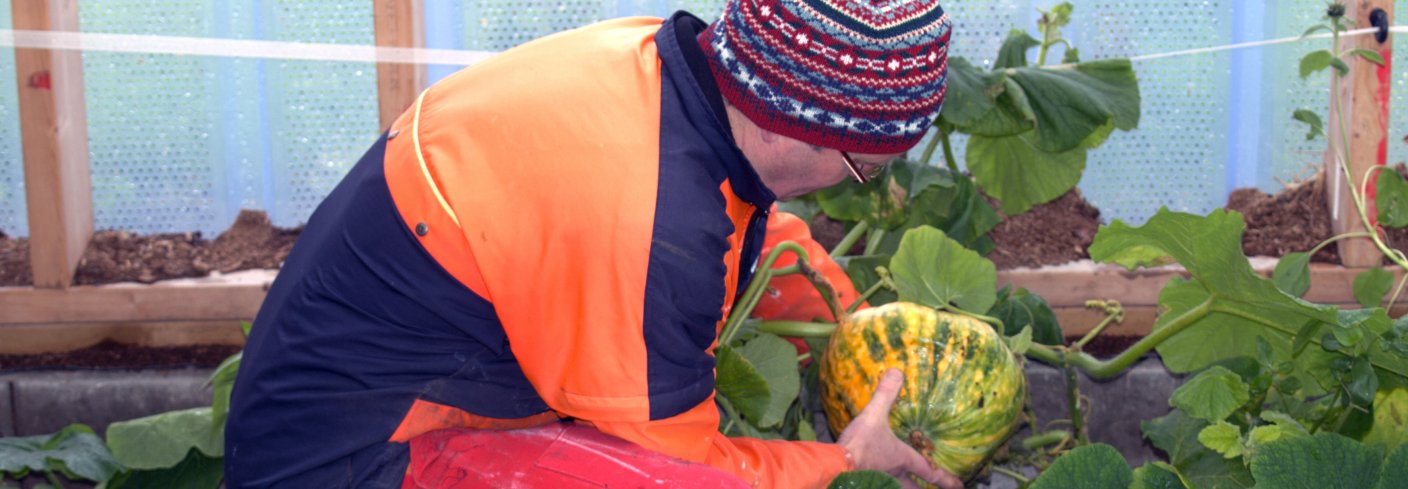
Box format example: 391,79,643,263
0,29,496,66
1127,26,1398,63
1,25,1405,67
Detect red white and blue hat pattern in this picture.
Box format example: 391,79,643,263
702,0,952,153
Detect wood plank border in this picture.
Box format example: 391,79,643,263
373,0,425,131
12,0,92,289
1,262,1403,353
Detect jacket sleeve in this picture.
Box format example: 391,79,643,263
590,395,852,488
752,209,867,323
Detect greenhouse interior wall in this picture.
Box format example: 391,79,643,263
1,0,1407,238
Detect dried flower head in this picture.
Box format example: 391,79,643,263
1327,2,1346,19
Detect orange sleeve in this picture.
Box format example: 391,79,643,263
752,209,866,323
590,394,851,488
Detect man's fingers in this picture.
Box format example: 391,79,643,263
858,368,904,421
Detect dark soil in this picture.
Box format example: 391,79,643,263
0,209,300,287
1227,165,1408,264
0,340,242,372
984,190,1102,269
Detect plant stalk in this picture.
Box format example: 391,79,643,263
758,320,838,338
1389,272,1408,310
940,125,960,174
45,471,66,489
919,127,943,167
1026,295,1215,379
1020,430,1070,451
832,220,870,258
863,229,888,256
720,242,810,346
848,280,887,314
991,465,1031,484
718,394,742,435
1072,302,1123,350
1064,361,1088,444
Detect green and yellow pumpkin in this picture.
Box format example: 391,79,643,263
820,302,1026,481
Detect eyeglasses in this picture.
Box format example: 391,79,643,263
840,151,885,184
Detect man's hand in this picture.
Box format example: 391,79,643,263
835,369,963,489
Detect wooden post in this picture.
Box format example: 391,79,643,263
1326,0,1393,267
12,0,92,289
373,0,426,131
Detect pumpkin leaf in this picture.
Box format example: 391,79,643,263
1143,409,1255,488
106,407,223,470
104,448,224,489
1006,326,1033,355
1300,50,1334,78
872,170,999,256
736,333,802,429
1170,366,1251,422
1197,421,1244,458
1089,209,1341,377
1293,109,1324,141
0,424,121,482
1376,169,1408,228
1361,387,1408,452
1273,252,1312,297
890,226,997,313
715,345,772,427
1007,59,1140,153
1028,444,1133,489
1131,462,1188,489
1250,432,1383,488
1377,444,1408,489
209,351,241,429
1353,268,1393,308
1248,424,1303,448
968,132,1086,216
994,29,1040,69
939,57,1006,130
827,470,902,489
988,286,1063,345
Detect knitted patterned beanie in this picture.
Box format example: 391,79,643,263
700,0,951,153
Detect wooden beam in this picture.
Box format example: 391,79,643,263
0,271,273,325
1326,0,1394,267
373,0,426,131
12,0,92,289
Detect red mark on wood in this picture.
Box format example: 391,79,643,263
27,71,51,90
1365,46,1392,229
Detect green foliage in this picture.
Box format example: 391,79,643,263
1142,410,1254,488
715,345,772,427
0,424,121,483
105,407,223,470
968,133,1086,216
104,449,223,489
1196,422,1244,459
1130,462,1187,489
890,226,996,313
1376,170,1408,228
1272,252,1312,297
826,470,902,489
1299,50,1334,78
1292,109,1324,141
989,286,1063,345
1027,444,1132,489
1170,366,1251,423
1249,433,1383,488
1353,268,1393,308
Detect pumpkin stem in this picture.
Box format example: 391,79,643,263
908,430,935,457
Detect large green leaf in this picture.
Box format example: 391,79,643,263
890,226,997,313
105,448,223,489
873,172,1000,256
1008,59,1140,153
1377,170,1408,228
827,470,903,489
988,286,1063,345
1249,432,1383,488
1170,366,1251,422
1132,463,1188,489
965,77,1038,137
1272,252,1312,298
209,351,241,429
735,333,802,429
1089,209,1340,375
1028,443,1132,489
940,56,1005,128
0,424,120,482
1354,268,1393,308
1361,387,1408,451
815,174,904,229
715,345,772,426
1142,410,1254,488
994,29,1040,69
968,132,1086,216
1377,444,1408,489
106,407,223,470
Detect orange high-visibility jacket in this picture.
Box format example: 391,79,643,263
226,13,864,489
